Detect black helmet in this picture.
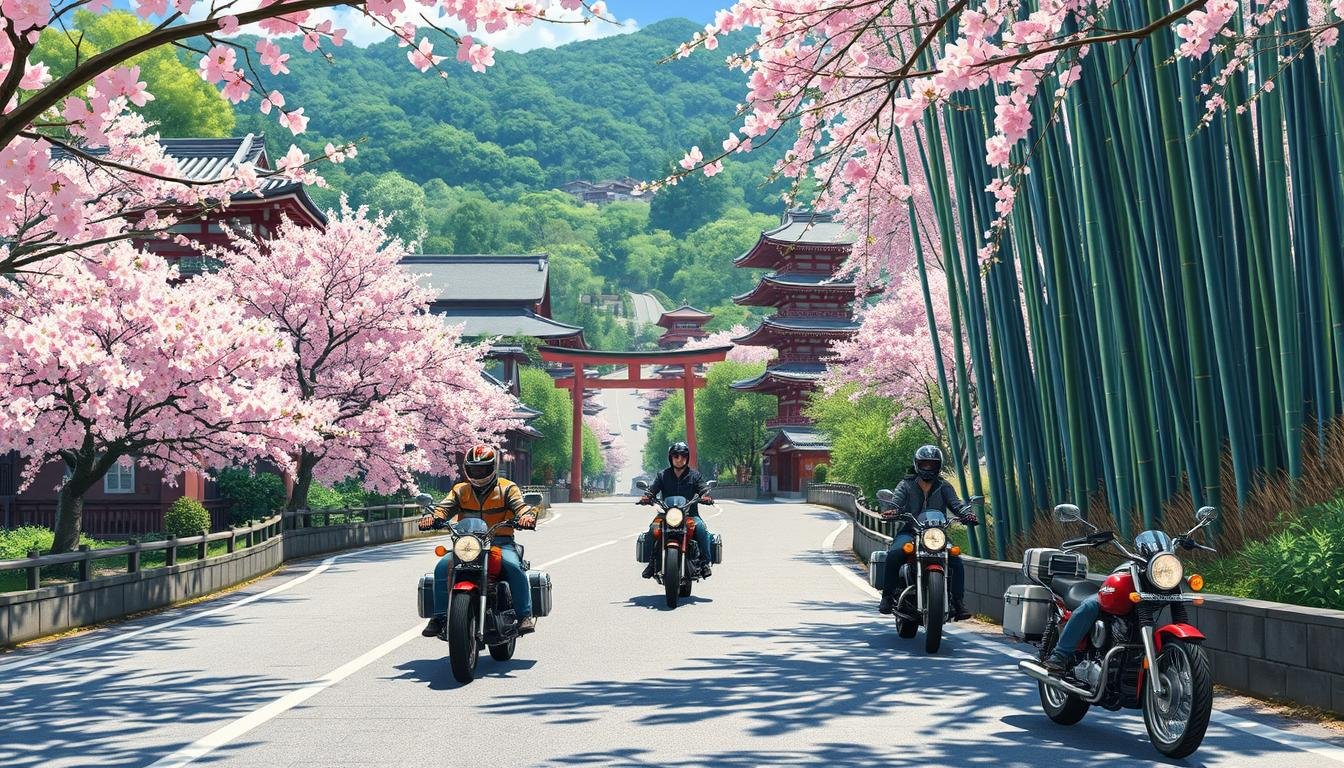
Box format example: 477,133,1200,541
668,441,690,465
914,445,943,481
463,444,498,489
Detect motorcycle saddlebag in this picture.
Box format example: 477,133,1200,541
1003,584,1053,641
710,533,723,564
1022,547,1088,582
528,570,553,618
416,573,434,619
868,549,888,591
635,532,652,564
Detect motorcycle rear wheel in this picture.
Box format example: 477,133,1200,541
448,592,479,684
679,578,693,597
1037,626,1089,724
1144,639,1212,759
664,549,682,609
489,637,516,661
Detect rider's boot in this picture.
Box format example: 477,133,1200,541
421,615,444,637
518,616,536,635
641,560,656,579
952,597,972,621
878,591,895,614
699,558,712,578
1044,652,1069,677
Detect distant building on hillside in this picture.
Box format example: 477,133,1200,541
559,178,652,205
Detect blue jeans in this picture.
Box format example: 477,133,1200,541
1050,594,1101,662
645,516,713,563
883,534,966,601
433,536,531,619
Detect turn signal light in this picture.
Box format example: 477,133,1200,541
1192,597,1205,606
1187,574,1204,592
434,545,448,557
950,546,962,556
1128,592,1142,603
1142,657,1149,669
902,542,915,554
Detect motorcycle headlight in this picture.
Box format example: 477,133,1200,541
454,536,483,563
920,528,947,551
665,507,684,527
1148,553,1184,590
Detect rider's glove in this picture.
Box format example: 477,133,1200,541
516,513,538,530
959,513,979,526
417,514,435,531
638,495,653,506
700,495,713,505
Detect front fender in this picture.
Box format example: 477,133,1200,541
451,580,480,593
1154,623,1205,652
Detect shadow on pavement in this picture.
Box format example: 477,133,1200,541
619,594,715,610
391,656,539,690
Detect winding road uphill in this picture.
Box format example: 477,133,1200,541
3,498,1343,767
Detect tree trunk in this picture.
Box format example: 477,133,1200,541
286,450,319,511
50,452,103,556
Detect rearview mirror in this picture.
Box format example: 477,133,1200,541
1054,503,1082,523
523,493,543,507
636,480,649,491
876,489,895,502
969,495,985,506
705,480,718,489
415,493,435,508
1195,506,1217,525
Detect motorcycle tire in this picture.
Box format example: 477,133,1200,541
489,637,516,661
1143,639,1212,759
896,615,919,639
1037,626,1089,725
448,592,480,684
924,570,945,654
664,549,682,609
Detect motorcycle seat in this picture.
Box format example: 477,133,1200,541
1051,576,1100,610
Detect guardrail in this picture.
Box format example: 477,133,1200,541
803,484,1344,716
283,504,421,529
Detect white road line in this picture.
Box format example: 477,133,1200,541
0,535,439,677
142,533,626,768
815,506,1344,764
539,511,563,527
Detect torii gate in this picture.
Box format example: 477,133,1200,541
539,345,732,503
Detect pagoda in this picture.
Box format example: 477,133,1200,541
655,305,714,348
731,210,860,493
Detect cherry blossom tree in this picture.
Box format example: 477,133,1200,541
584,412,625,477
212,201,518,508
682,325,775,363
0,244,320,554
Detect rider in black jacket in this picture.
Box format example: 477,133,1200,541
639,441,714,578
878,445,977,621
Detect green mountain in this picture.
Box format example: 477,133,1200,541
234,18,787,208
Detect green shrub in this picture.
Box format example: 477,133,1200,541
1239,499,1344,610
217,468,287,524
0,526,103,558
306,482,347,509
165,497,211,538
812,464,829,484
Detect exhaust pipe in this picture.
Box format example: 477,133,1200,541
1020,660,1099,701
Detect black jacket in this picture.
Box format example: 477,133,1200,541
646,467,710,515
885,473,964,536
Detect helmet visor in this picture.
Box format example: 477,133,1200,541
915,459,941,475
464,462,495,481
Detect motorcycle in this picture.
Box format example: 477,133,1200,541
1004,503,1217,759
414,491,551,684
634,479,720,609
873,490,982,654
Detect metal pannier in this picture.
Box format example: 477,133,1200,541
1003,584,1053,641
868,549,888,591
416,573,434,618
528,570,553,618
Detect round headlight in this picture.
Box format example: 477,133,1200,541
665,507,685,527
920,528,947,551
1148,553,1184,590
454,536,483,563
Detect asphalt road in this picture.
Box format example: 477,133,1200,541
627,292,666,327
3,499,1343,768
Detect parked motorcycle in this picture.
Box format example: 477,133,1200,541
1004,503,1217,759
634,479,721,609
414,491,552,684
870,490,982,653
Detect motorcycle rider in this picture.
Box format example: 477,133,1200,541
1043,594,1102,675
878,445,977,621
418,444,538,638
638,441,714,579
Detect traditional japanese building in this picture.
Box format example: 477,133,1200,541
655,305,713,348
731,210,860,493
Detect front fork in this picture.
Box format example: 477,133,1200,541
1140,624,1166,699
912,554,949,614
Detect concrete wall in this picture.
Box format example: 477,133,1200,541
807,486,1344,715
711,483,759,500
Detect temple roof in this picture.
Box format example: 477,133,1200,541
406,254,550,304
431,306,585,342
733,272,862,306
763,426,833,453
730,363,827,392
736,210,858,268
732,316,859,346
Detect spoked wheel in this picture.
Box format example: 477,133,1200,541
1037,626,1089,724
924,571,945,654
664,549,682,609
1143,639,1213,759
488,637,516,661
448,592,480,684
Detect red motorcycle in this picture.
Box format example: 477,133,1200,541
1004,503,1217,759
634,479,719,609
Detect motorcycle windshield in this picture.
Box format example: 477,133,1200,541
917,509,948,527
1133,529,1173,557
452,517,489,535
664,495,690,509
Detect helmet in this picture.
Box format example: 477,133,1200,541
914,445,943,481
463,444,498,489
668,441,690,465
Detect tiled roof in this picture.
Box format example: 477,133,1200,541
405,254,550,304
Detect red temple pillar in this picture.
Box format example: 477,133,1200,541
683,363,698,468
569,365,585,503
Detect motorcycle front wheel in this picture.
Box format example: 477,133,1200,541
448,592,480,684
664,548,682,609
1143,639,1213,759
924,570,945,654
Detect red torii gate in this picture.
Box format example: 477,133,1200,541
539,345,732,503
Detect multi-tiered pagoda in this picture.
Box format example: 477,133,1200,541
731,211,859,493
655,305,713,348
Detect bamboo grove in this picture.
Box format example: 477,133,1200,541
897,1,1344,558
